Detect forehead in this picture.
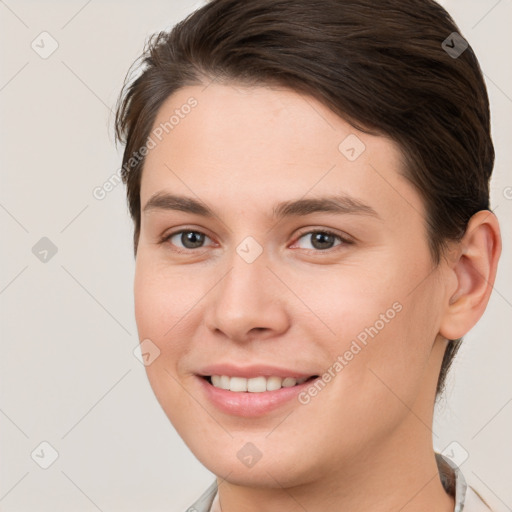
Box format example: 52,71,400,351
140,83,424,223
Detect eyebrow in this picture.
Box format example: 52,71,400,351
143,192,379,219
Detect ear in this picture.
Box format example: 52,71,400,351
439,210,502,340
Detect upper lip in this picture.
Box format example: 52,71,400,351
196,364,317,379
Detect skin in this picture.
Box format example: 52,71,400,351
133,83,501,511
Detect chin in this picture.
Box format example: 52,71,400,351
185,433,321,489
201,457,308,488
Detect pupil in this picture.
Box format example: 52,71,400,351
183,231,204,248
312,232,334,249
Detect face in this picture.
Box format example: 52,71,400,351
134,83,449,487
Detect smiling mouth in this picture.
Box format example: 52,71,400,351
202,375,319,392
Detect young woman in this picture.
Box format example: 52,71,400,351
115,1,502,510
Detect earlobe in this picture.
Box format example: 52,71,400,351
439,210,501,340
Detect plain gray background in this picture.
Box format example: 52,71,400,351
0,1,511,510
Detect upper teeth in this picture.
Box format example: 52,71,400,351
210,375,309,392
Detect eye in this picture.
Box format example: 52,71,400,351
161,229,214,251
293,230,350,251
159,228,351,253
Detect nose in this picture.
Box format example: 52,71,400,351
204,248,290,343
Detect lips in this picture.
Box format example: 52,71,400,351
196,363,316,380
195,364,320,417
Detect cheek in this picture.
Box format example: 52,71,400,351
133,260,197,428
134,255,199,350
133,253,216,410
290,300,432,467
308,259,438,416
133,258,192,419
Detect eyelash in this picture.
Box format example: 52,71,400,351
158,228,353,254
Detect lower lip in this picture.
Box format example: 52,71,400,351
197,376,317,417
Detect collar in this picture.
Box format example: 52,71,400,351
437,453,492,512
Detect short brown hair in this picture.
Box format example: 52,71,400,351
114,0,494,397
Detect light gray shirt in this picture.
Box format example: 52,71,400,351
184,453,492,512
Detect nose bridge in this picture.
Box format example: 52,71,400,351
223,256,264,304
206,241,289,340
218,245,273,315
